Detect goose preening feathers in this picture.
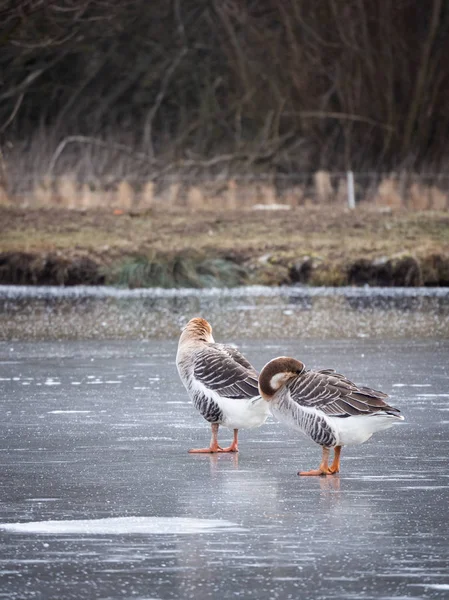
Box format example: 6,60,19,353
259,356,404,476
176,318,269,453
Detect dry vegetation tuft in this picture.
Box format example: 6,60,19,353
4,174,448,211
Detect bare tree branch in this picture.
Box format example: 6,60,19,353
48,136,152,175
143,47,188,157
0,69,44,101
0,92,24,133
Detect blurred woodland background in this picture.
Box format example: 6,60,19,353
1,0,449,209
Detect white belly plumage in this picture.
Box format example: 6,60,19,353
271,400,403,447
214,394,269,430
330,413,404,446
185,374,270,430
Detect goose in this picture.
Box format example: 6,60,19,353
258,356,404,475
176,318,269,453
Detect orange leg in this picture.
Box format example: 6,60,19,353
299,447,333,476
328,445,342,474
219,429,239,453
188,423,225,453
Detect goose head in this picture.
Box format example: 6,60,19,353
258,357,305,401
179,317,215,345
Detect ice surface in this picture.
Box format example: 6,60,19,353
0,338,448,600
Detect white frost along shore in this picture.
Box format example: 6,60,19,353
0,284,448,299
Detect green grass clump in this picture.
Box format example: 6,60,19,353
107,254,247,288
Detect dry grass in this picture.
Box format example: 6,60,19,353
6,173,449,211
1,206,448,261
1,204,448,286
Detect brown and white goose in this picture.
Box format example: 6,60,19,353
258,356,404,476
176,318,269,453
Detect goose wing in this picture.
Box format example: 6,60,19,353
218,344,257,372
288,368,399,417
193,343,259,400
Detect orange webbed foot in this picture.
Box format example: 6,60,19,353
327,465,340,474
218,445,238,453
298,468,332,476
188,446,223,453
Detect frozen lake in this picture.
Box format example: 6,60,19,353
0,338,448,599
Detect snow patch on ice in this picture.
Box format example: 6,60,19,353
393,384,431,387
48,410,91,415
416,393,449,397
24,498,60,502
0,516,244,535
410,584,449,591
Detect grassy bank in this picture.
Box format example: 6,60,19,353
1,206,448,287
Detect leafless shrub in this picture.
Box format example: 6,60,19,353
375,178,403,209
32,176,53,207
0,186,11,206
314,171,333,203
258,184,277,206
282,186,303,207
226,180,237,210
114,181,134,210
429,187,448,210
57,175,78,209
139,181,155,209
186,186,205,210
1,0,449,195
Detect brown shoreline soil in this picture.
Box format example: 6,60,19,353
1,207,448,287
